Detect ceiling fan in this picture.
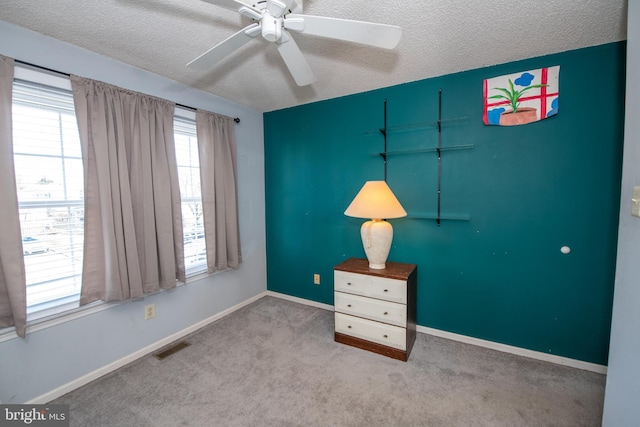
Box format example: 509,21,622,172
187,0,402,86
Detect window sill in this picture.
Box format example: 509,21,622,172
0,299,118,343
0,269,220,343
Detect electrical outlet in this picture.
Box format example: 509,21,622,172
633,186,640,218
144,304,155,320
313,273,320,285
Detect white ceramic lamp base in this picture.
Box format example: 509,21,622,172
360,219,393,269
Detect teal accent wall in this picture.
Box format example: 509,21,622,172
264,43,625,365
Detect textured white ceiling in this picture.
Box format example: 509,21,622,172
0,0,627,112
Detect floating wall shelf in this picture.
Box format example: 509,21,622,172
376,145,475,157
382,117,469,135
406,213,471,221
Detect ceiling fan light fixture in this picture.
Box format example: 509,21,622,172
268,0,288,17
283,17,305,32
261,15,283,42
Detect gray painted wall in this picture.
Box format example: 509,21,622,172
0,21,266,404
602,1,640,425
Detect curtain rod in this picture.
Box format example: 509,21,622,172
176,103,240,124
15,59,240,124
15,59,70,77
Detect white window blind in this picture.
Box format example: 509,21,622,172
12,77,84,317
174,114,207,275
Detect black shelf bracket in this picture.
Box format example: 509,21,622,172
379,99,388,182
436,89,443,226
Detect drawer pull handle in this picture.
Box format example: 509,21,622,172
383,334,388,338
347,325,352,329
347,282,352,286
383,289,389,292
383,311,388,315
347,304,352,308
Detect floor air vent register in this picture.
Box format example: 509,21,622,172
153,341,191,360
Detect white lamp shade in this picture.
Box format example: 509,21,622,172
344,181,407,219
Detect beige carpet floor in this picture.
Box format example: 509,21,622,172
52,296,605,426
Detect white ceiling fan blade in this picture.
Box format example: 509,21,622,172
199,0,260,14
285,14,402,49
187,24,260,70
277,31,316,86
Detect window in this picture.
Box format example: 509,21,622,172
12,67,84,318
8,67,208,325
174,111,207,276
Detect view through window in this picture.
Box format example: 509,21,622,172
12,76,84,316
174,114,207,275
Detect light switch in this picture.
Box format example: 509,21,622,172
632,186,640,218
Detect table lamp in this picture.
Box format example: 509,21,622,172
344,180,407,269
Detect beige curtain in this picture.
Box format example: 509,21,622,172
71,76,185,305
196,110,241,273
0,55,27,337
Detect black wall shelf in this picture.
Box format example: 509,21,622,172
382,117,469,135
376,145,475,157
406,213,471,221
377,91,471,225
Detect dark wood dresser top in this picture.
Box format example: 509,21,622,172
334,258,416,280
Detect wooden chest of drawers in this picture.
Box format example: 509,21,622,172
334,258,417,361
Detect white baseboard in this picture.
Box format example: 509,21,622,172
266,290,334,311
29,291,267,404
417,326,607,374
267,293,607,375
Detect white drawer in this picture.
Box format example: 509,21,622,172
334,292,407,327
334,270,406,304
335,312,406,350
